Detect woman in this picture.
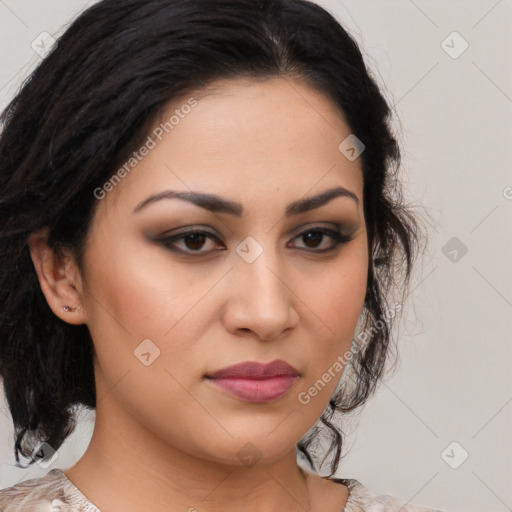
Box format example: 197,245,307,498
0,0,442,510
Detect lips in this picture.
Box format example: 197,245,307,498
206,359,299,379
205,359,300,402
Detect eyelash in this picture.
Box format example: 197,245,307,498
158,226,354,256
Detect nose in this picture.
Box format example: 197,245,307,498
222,248,299,341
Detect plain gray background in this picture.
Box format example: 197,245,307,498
1,1,511,511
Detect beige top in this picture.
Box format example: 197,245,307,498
0,468,445,511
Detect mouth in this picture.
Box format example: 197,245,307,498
205,359,300,403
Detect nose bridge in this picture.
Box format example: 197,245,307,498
227,236,296,338
237,237,287,304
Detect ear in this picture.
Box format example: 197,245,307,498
27,227,87,326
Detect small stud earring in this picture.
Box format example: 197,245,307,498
63,305,78,312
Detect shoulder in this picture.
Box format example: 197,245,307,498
0,469,70,511
0,469,98,512
328,477,446,512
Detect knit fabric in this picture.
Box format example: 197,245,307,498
0,469,444,511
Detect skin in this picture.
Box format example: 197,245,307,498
28,76,368,512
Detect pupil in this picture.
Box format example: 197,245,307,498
304,231,322,248
185,233,206,250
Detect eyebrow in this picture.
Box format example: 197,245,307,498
132,185,359,216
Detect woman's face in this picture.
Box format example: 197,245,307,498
75,76,368,466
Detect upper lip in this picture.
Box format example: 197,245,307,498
207,359,299,379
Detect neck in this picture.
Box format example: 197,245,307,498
64,397,317,512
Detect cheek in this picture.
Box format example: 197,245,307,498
295,245,367,406
82,256,206,434
80,236,215,392
326,265,367,331
82,235,199,339
304,244,368,335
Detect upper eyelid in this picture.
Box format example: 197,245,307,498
164,224,346,240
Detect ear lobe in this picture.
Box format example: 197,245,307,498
27,227,86,325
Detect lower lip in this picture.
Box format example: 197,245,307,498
206,375,299,402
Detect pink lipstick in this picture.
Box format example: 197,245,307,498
205,359,299,403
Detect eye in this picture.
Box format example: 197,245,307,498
289,227,354,253
159,229,224,255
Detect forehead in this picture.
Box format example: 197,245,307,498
103,76,364,215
